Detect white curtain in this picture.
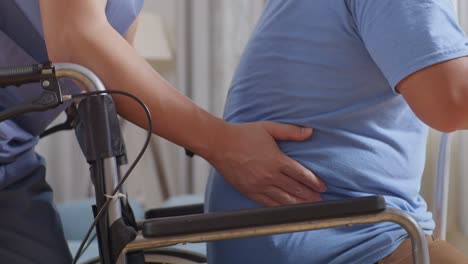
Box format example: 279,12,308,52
187,0,265,194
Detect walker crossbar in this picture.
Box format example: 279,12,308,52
130,204,429,264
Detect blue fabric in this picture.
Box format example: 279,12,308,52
0,0,143,178
206,0,468,263
0,150,72,263
0,1,48,62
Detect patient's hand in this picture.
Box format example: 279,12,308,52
208,122,326,206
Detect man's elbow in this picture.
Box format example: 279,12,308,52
422,103,468,133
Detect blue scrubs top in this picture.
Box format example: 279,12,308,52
206,0,468,263
0,0,143,189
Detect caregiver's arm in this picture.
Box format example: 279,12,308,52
38,0,325,206
398,57,468,133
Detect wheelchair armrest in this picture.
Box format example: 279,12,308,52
142,196,386,238
145,203,205,219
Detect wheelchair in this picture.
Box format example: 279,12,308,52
0,63,434,263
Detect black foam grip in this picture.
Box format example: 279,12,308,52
142,196,386,238
0,64,42,87
145,203,204,219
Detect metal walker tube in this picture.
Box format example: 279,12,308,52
55,63,125,264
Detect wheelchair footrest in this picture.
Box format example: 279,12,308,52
142,196,386,238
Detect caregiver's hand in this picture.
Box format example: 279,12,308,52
207,121,327,206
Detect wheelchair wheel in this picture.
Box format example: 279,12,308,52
82,247,207,264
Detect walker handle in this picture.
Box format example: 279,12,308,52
0,63,63,122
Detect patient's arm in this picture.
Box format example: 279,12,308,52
38,0,326,206
398,57,468,132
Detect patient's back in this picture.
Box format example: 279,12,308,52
206,0,468,263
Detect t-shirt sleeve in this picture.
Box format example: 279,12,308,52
106,0,144,36
350,0,468,91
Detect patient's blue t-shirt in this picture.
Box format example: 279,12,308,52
206,0,468,263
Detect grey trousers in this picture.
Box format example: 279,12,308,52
0,151,72,264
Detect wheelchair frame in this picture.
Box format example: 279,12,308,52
0,63,430,264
